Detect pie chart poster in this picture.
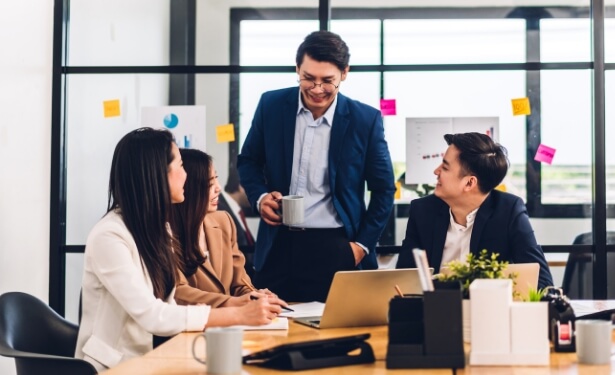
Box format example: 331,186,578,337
141,105,206,151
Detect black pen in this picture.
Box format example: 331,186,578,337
242,276,294,312
249,295,294,312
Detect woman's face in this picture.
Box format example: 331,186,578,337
207,165,221,213
168,143,187,203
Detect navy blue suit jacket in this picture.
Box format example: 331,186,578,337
396,190,553,289
238,87,395,271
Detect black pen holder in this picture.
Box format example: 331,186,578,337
386,281,465,369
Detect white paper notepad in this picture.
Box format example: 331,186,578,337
278,302,325,319
233,317,289,330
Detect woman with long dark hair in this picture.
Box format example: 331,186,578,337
75,128,282,371
170,149,283,307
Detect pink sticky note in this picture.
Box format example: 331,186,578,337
380,99,396,116
534,144,556,164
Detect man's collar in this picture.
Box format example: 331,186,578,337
296,90,337,125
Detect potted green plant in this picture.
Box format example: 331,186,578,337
526,286,547,302
436,249,515,343
436,249,514,299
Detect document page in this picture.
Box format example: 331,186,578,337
279,302,325,318
570,300,615,319
233,317,289,330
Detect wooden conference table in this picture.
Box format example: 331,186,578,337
103,321,614,375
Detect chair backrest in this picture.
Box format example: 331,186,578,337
0,292,97,375
562,232,615,299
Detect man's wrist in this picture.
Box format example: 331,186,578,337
256,192,268,213
355,242,369,255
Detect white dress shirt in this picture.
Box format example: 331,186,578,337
440,208,479,271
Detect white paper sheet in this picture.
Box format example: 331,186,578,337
279,302,325,318
570,300,615,319
232,317,289,330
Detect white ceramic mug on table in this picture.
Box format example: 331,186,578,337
192,327,244,374
575,319,612,365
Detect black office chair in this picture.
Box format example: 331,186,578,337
0,292,97,375
561,232,615,299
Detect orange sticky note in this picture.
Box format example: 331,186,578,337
216,123,235,143
511,97,531,116
395,181,402,199
103,99,121,118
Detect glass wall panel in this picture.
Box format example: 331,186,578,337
383,19,525,64
540,18,591,62
240,21,317,66
68,0,171,66
239,73,297,148
540,70,592,204
384,71,527,200
331,20,381,65
606,18,615,63
65,74,171,245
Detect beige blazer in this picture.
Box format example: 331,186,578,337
174,210,253,307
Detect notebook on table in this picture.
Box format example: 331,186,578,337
293,268,426,329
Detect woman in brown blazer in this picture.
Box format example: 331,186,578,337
170,149,284,308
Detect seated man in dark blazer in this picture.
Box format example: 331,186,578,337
396,132,553,289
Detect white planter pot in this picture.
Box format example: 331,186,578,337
462,299,471,343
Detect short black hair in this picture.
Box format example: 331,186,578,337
444,132,509,194
296,31,350,71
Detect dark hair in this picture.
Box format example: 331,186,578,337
107,127,179,299
169,148,213,277
444,132,509,194
296,31,350,71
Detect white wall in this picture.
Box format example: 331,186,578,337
0,1,53,374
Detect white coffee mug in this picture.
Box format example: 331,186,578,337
192,327,243,374
575,319,612,365
281,195,304,226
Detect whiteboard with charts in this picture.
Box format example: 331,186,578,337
405,117,499,185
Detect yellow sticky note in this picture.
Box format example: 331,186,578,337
216,123,235,143
103,99,121,118
495,184,507,192
395,181,402,200
511,97,531,116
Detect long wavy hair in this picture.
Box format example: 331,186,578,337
107,127,179,299
169,148,213,277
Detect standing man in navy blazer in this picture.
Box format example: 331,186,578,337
238,31,395,302
396,133,553,289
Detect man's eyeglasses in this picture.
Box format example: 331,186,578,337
297,79,339,93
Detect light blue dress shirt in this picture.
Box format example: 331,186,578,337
289,91,343,229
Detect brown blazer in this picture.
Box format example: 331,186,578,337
174,210,253,307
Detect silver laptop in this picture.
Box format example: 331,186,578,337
294,268,425,329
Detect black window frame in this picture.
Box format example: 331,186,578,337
50,0,612,316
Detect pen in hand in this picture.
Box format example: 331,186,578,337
241,277,294,312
